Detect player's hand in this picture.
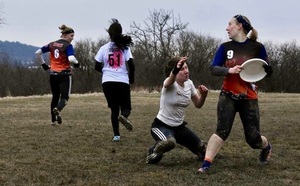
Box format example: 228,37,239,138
41,63,50,71
263,64,273,77
74,63,80,68
198,85,208,97
172,57,187,75
229,65,242,74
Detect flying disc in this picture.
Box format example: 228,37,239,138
240,58,268,82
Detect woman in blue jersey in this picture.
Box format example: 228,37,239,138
198,15,273,173
35,24,80,126
94,19,135,142
146,56,208,164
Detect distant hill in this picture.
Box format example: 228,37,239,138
0,40,39,63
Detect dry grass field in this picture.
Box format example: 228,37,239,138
0,91,299,185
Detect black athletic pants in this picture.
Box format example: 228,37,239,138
50,74,72,122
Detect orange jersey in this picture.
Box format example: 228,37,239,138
47,39,71,72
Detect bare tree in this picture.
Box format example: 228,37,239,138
176,31,221,87
130,9,188,90
259,41,300,93
0,52,12,96
275,41,300,92
1,7,300,96
0,3,6,26
72,38,108,93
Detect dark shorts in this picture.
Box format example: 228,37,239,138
102,82,131,109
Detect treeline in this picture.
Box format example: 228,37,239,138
0,10,299,97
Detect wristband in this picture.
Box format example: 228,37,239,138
172,67,180,75
172,60,184,75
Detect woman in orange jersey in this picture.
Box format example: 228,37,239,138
198,15,273,173
35,24,80,126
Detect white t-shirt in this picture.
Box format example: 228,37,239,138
94,42,133,84
156,79,197,127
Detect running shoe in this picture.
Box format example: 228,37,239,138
53,107,62,124
118,115,133,131
198,166,210,173
198,160,211,173
112,136,120,142
146,140,174,164
146,146,163,164
259,143,272,164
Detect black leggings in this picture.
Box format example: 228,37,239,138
216,92,262,149
102,82,131,136
150,118,204,155
50,74,72,122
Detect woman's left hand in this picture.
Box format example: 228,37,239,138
198,85,208,97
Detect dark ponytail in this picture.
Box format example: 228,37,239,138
107,19,133,50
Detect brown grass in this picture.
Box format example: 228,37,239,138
0,91,299,185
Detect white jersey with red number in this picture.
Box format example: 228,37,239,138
94,42,132,84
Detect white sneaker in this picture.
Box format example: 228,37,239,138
112,136,120,142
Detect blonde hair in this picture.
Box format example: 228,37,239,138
249,27,258,41
59,24,74,34
234,15,258,41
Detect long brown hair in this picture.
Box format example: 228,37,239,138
107,19,133,50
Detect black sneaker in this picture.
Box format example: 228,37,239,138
146,140,175,164
259,143,272,164
118,115,133,131
146,146,163,164
53,108,62,124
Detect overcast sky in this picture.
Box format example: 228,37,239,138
0,0,299,47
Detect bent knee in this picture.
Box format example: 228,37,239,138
166,137,177,148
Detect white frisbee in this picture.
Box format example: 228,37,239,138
240,58,268,82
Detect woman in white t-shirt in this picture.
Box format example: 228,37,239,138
94,19,135,142
146,57,208,164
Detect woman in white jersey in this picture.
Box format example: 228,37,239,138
146,57,208,164
94,19,135,142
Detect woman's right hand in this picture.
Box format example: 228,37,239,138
228,65,243,74
177,57,187,68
